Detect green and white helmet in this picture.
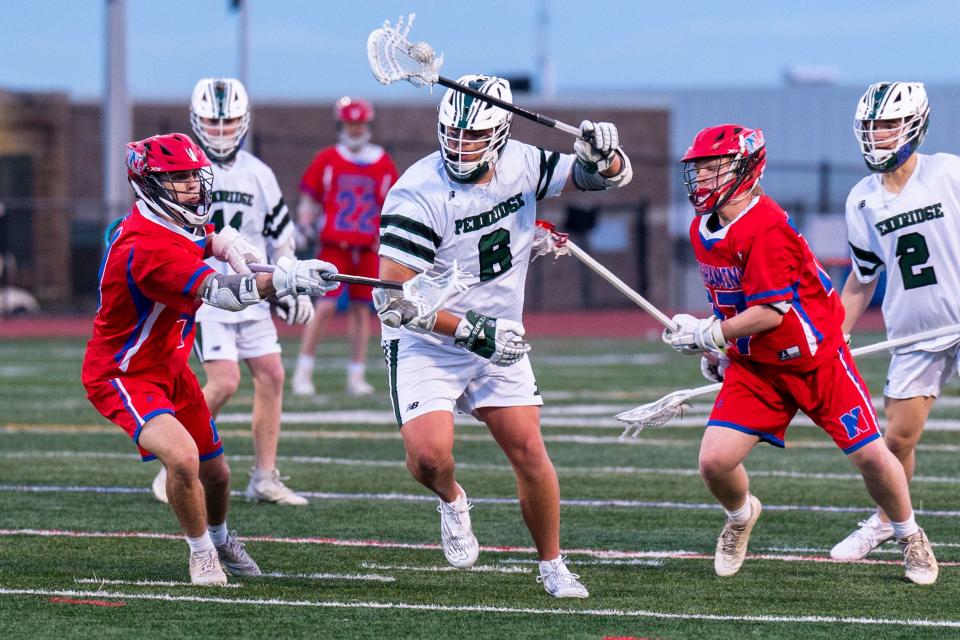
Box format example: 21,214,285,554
854,82,929,173
190,77,251,163
437,75,513,182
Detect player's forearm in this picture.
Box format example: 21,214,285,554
720,305,783,340
196,272,275,305
296,195,321,227
839,275,877,335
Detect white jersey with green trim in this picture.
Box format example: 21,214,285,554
845,152,960,352
379,139,574,346
197,150,292,324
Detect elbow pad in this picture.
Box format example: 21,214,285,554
201,274,263,311
572,149,633,191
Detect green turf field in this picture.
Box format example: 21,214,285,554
1,335,958,639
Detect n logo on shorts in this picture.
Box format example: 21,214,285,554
840,407,868,439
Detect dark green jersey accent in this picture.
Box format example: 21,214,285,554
380,233,436,264
849,242,883,276
380,214,442,247
536,148,561,201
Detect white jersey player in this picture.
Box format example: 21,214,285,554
832,82,954,572
151,77,312,507
374,75,633,598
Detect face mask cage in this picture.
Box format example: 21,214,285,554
682,155,744,214
190,112,250,162
854,110,928,172
134,166,214,227
337,123,372,151
436,120,510,182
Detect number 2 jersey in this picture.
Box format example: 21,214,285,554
300,143,398,248
691,195,845,372
378,139,575,346
196,149,292,325
82,201,214,385
846,152,960,353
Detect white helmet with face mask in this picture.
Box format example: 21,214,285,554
437,75,513,183
854,81,929,173
190,77,251,164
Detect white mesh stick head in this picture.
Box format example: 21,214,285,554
402,260,470,318
613,383,720,439
368,14,444,88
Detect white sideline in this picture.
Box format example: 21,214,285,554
261,571,394,582
3,484,960,517
3,449,960,485
74,578,242,589
359,562,530,575
2,587,959,628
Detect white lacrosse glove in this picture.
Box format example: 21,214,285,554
273,293,315,326
700,352,729,383
574,120,620,173
454,310,531,366
372,287,437,333
661,313,727,356
210,227,266,275
271,256,339,298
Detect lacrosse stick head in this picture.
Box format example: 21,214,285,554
367,14,444,88
615,390,695,439
401,260,470,318
531,220,570,261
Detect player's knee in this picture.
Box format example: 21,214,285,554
208,371,241,401
406,449,452,479
698,451,732,480
503,437,550,471
253,362,285,393
165,448,201,481
201,459,231,489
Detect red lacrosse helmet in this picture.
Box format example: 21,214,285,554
126,133,214,227
334,96,374,124
681,124,766,215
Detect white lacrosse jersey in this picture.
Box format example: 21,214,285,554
379,140,575,346
197,150,293,324
846,152,960,352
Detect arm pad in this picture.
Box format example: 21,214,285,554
572,149,633,190
200,273,263,311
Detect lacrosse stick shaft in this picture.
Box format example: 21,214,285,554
563,239,678,331
435,76,583,138
248,263,403,291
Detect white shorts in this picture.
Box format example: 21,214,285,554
194,318,281,363
381,336,543,427
884,343,960,399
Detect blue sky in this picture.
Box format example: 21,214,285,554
6,0,960,101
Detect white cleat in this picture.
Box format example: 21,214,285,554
291,368,315,396
151,466,169,504
537,557,589,599
346,376,375,397
830,513,894,561
216,530,262,577
438,484,480,568
714,493,762,577
189,548,228,586
245,468,309,506
899,528,939,585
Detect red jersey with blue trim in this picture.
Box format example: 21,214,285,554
690,195,844,371
82,201,215,384
300,143,398,248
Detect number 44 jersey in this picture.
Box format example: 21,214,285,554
379,139,574,346
846,152,960,352
196,149,293,324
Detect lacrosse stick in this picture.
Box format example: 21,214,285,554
615,321,960,438
368,14,584,139
249,260,470,319
533,220,678,330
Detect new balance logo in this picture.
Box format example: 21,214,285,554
407,401,420,411
858,200,866,210
840,406,870,439
448,191,455,200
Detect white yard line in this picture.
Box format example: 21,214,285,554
261,571,394,582
359,562,530,574
1,587,959,628
74,577,242,589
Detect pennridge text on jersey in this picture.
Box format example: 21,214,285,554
454,192,525,235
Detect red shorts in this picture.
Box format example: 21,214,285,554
317,245,378,301
709,345,881,454
84,368,222,462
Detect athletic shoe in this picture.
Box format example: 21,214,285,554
151,466,169,504
438,484,479,568
346,375,375,397
245,468,309,506
899,528,938,585
291,367,315,396
830,513,894,561
537,557,589,598
189,548,228,586
216,530,262,577
714,493,762,577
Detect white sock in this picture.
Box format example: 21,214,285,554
539,556,563,575
724,496,752,524
347,361,365,377
296,355,315,371
890,513,919,539
186,532,215,554
208,522,228,547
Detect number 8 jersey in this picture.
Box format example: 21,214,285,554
379,140,574,346
846,153,960,352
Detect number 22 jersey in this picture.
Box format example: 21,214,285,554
846,152,960,352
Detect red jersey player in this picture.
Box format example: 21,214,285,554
662,124,937,584
292,97,399,397
82,133,339,586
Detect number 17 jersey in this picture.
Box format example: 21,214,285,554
846,153,960,352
